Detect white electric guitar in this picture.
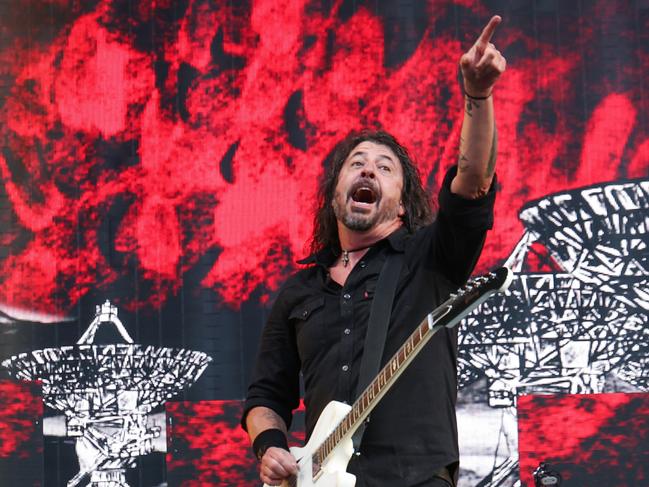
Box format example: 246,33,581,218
265,267,513,487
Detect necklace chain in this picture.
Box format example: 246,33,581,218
341,247,369,267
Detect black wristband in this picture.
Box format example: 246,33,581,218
464,90,492,100
252,429,289,460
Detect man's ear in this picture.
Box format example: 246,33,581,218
398,201,405,217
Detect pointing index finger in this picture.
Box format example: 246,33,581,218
477,15,502,48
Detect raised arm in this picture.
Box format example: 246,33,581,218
451,15,507,199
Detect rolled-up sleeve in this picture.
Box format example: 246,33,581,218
241,285,301,431
421,165,497,286
438,165,496,230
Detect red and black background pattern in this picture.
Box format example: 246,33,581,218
0,0,647,485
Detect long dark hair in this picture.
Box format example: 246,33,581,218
309,130,433,255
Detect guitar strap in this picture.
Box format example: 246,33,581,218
351,251,404,453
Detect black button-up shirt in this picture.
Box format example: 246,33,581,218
243,166,496,485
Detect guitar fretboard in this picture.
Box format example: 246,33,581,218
312,305,445,465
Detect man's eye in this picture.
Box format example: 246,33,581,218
379,165,392,172
351,161,363,167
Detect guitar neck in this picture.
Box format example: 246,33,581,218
312,267,512,465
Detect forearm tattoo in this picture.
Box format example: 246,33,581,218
485,126,498,178
465,98,480,117
261,409,287,432
457,135,469,172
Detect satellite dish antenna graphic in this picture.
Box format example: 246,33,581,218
2,300,212,487
77,300,134,345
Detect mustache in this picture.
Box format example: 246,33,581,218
347,177,381,202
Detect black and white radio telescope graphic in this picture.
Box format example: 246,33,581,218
2,300,212,487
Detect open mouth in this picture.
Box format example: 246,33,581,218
350,183,378,204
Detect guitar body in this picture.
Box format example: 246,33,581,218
264,401,357,487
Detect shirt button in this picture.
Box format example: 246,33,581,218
359,261,366,268
342,364,349,372
343,293,351,300
302,310,308,318
344,328,351,335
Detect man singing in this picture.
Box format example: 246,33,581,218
242,15,507,487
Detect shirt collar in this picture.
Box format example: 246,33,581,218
297,246,336,267
385,225,408,252
297,226,409,267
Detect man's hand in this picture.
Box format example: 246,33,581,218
460,15,507,97
259,446,298,486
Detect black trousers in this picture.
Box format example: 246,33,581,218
348,453,457,487
353,469,456,487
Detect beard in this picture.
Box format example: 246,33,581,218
334,207,376,231
332,191,402,231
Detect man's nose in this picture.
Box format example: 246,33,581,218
360,167,376,179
